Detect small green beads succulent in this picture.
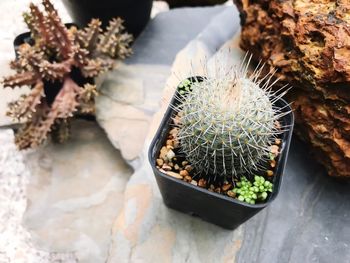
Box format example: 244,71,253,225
269,153,276,161
231,176,273,204
177,78,195,95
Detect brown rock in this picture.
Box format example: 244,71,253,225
172,114,181,126
173,140,180,148
156,159,164,166
166,171,183,179
169,127,179,137
182,161,189,166
190,180,198,186
227,191,236,198
184,175,192,182
270,145,279,156
166,139,174,147
198,179,207,188
165,149,175,160
214,187,221,193
180,170,189,177
234,0,350,178
270,160,276,168
162,164,172,171
222,183,232,192
184,165,193,172
159,146,168,160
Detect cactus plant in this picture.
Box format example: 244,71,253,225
1,0,132,150
174,56,290,181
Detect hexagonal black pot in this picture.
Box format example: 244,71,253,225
148,78,294,229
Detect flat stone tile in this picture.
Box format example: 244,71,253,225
237,137,350,263
23,119,133,263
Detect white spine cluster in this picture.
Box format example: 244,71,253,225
173,55,290,180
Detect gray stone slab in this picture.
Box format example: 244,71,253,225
2,2,348,262
105,5,350,263
237,137,350,263
22,119,133,263
126,5,227,65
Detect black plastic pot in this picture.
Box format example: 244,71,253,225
13,25,95,121
164,0,227,8
148,79,294,229
62,0,153,38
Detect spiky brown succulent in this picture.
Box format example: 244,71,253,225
2,0,133,149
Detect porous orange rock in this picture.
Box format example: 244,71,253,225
234,0,350,178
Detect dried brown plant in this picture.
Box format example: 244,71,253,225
2,0,133,149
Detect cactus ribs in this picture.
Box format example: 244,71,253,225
173,59,290,181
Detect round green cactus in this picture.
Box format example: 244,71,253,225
175,57,289,180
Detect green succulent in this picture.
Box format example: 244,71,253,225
231,176,273,204
177,78,194,95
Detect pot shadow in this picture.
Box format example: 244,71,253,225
236,136,350,263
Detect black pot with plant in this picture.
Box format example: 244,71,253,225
62,0,153,38
148,61,294,229
1,0,133,149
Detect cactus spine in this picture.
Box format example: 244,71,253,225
175,57,289,180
